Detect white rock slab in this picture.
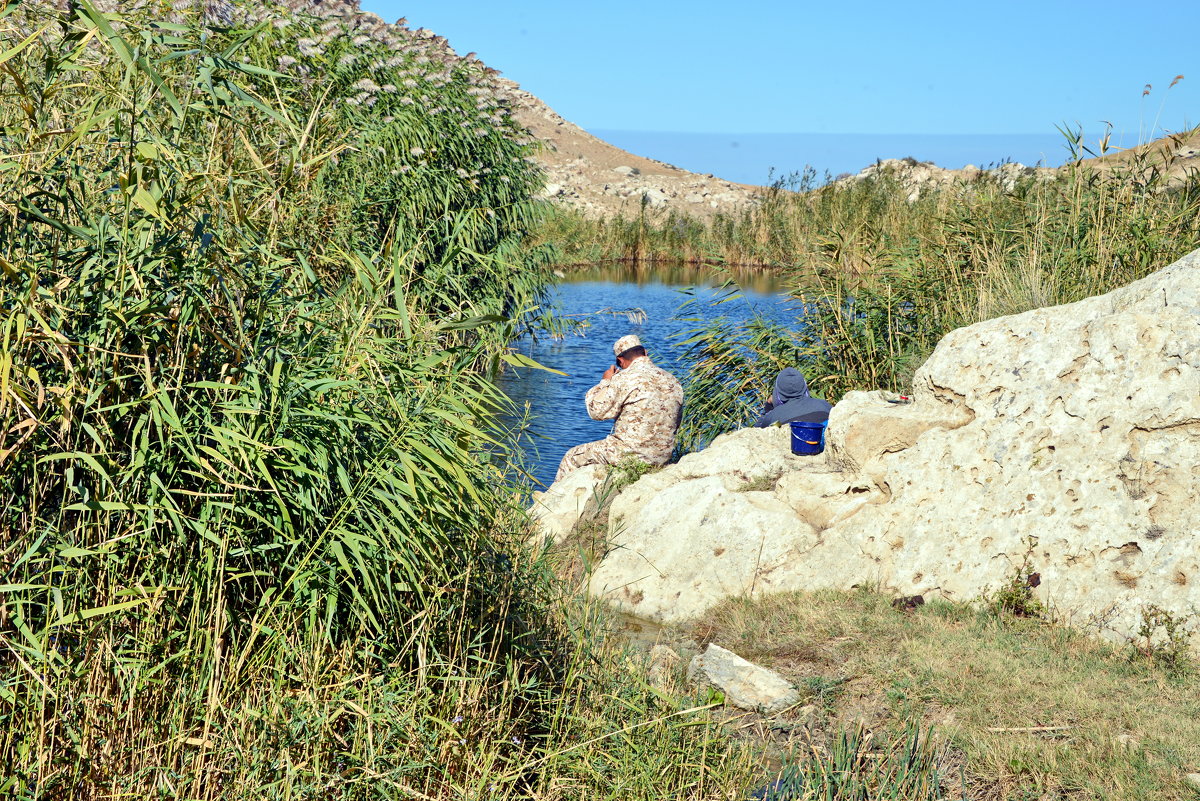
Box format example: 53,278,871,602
527,464,607,547
688,644,801,713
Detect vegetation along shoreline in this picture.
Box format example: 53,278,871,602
2,0,1199,798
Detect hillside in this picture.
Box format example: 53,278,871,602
832,126,1200,201
84,0,1198,220
498,77,762,217
131,0,766,217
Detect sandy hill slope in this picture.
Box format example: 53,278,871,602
498,78,762,218
82,1,1199,218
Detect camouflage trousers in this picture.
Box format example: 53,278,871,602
555,438,631,483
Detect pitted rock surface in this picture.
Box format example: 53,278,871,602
528,465,608,547
580,248,1200,648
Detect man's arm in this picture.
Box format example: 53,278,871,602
752,393,775,427
585,373,625,420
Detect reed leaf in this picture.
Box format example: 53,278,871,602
0,2,559,795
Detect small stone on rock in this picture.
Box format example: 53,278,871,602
647,644,681,690
891,594,925,612
642,188,669,207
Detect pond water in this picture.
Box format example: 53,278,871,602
496,262,797,489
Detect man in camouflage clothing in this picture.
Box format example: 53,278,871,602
555,335,684,482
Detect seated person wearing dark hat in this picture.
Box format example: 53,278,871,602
754,367,832,427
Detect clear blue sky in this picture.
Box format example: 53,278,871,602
360,0,1198,181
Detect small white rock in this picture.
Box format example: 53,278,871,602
641,188,670,207
1114,733,1140,750
647,644,681,690
688,644,801,713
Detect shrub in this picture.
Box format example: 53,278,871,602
992,559,1045,619
1130,604,1195,674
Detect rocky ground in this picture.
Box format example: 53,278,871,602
829,126,1200,202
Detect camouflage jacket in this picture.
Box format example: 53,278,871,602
585,356,684,465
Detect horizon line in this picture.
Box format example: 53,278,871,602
585,128,1101,138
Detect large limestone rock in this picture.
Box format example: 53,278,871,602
588,248,1200,646
597,427,836,622
527,465,608,547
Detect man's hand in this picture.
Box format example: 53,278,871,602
602,365,618,381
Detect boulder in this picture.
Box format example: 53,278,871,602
593,428,838,622
527,464,607,547
586,248,1200,647
641,188,670,207
612,165,640,176
688,644,801,713
993,162,1037,191
598,474,822,622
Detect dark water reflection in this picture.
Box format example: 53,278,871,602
497,262,796,488
560,261,793,296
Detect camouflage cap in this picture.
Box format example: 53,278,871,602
613,334,643,357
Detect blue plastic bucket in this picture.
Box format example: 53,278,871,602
789,420,826,455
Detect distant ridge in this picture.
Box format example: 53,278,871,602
75,1,1200,218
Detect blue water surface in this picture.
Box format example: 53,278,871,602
496,263,795,488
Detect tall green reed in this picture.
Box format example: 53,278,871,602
668,147,1199,451
0,2,568,795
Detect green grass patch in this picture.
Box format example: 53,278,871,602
695,589,1200,800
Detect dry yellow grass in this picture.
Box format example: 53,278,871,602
686,589,1200,800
